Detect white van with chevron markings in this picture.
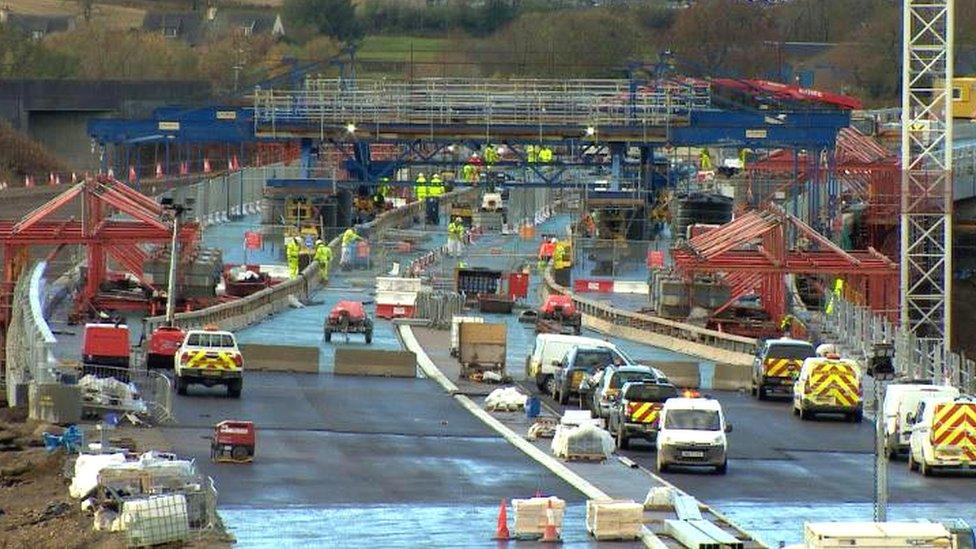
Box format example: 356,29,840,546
174,328,243,398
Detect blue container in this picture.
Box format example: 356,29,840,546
525,396,541,418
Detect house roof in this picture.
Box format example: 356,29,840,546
2,13,74,35
211,10,283,36
142,12,205,45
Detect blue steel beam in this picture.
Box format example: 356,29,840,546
89,105,850,150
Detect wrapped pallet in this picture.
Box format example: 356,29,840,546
512,496,565,538
551,423,613,460
485,386,526,412
586,499,644,540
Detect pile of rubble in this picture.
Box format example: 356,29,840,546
69,449,217,546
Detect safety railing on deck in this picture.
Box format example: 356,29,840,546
824,298,976,393
543,268,758,356
254,78,709,132
143,188,478,337
4,262,57,405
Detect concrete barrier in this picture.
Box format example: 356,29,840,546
582,315,754,368
646,361,700,389
334,348,417,377
242,344,319,373
712,363,753,391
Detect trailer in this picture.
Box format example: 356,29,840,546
324,300,374,343
458,322,507,378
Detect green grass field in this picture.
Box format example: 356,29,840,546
357,35,455,63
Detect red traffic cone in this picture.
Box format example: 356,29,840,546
540,499,560,543
493,499,510,540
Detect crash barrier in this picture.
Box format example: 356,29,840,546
545,269,758,365
5,262,58,406
334,348,417,377
143,188,477,339
650,361,701,389
825,298,976,393
241,344,319,373
414,291,466,329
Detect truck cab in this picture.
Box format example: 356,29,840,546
792,355,863,422
908,395,976,476
884,382,960,459
589,364,659,419
656,397,731,474
608,380,679,450
174,329,243,398
752,337,815,400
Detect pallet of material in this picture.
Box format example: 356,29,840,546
586,499,644,541
551,423,612,460
512,497,565,538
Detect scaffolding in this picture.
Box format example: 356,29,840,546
253,78,712,133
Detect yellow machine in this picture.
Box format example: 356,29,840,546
951,77,976,119
284,197,314,225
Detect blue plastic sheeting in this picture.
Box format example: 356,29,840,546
201,215,281,266
717,502,976,547
220,504,639,549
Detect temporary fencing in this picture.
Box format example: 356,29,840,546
824,298,976,394
414,291,466,328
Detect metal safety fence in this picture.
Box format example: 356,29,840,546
143,188,478,336
4,261,57,405
414,291,466,329
823,298,976,394
254,77,710,133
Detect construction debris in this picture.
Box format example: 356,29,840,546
79,375,147,415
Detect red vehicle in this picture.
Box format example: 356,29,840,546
211,421,255,463
324,300,373,343
146,325,186,369
536,295,582,335
83,323,131,367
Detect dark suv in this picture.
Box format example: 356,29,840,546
551,346,619,405
608,381,679,450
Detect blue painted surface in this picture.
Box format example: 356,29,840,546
201,215,282,266
718,502,976,547
221,504,633,549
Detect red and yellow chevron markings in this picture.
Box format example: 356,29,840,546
932,402,976,462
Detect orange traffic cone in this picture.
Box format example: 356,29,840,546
540,499,560,543
493,499,510,540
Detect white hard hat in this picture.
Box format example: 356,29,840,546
550,237,558,243
418,172,425,177
815,343,838,357
315,239,323,245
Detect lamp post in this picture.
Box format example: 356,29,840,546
868,341,895,522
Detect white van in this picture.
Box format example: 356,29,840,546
908,395,976,476
656,397,732,474
525,334,627,393
883,383,960,458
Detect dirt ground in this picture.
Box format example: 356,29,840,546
0,408,232,549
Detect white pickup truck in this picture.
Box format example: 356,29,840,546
174,329,243,398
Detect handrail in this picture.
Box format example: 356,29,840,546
543,268,758,356
142,187,477,338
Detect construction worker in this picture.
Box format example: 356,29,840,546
313,239,333,282
462,163,476,183
539,146,553,163
738,148,749,170
340,227,362,269
378,177,392,199
825,278,844,316
415,173,428,202
537,237,556,271
484,144,499,165
447,217,465,257
552,240,571,270
780,314,795,335
429,173,444,198
526,144,537,164
285,236,301,278
699,149,712,170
